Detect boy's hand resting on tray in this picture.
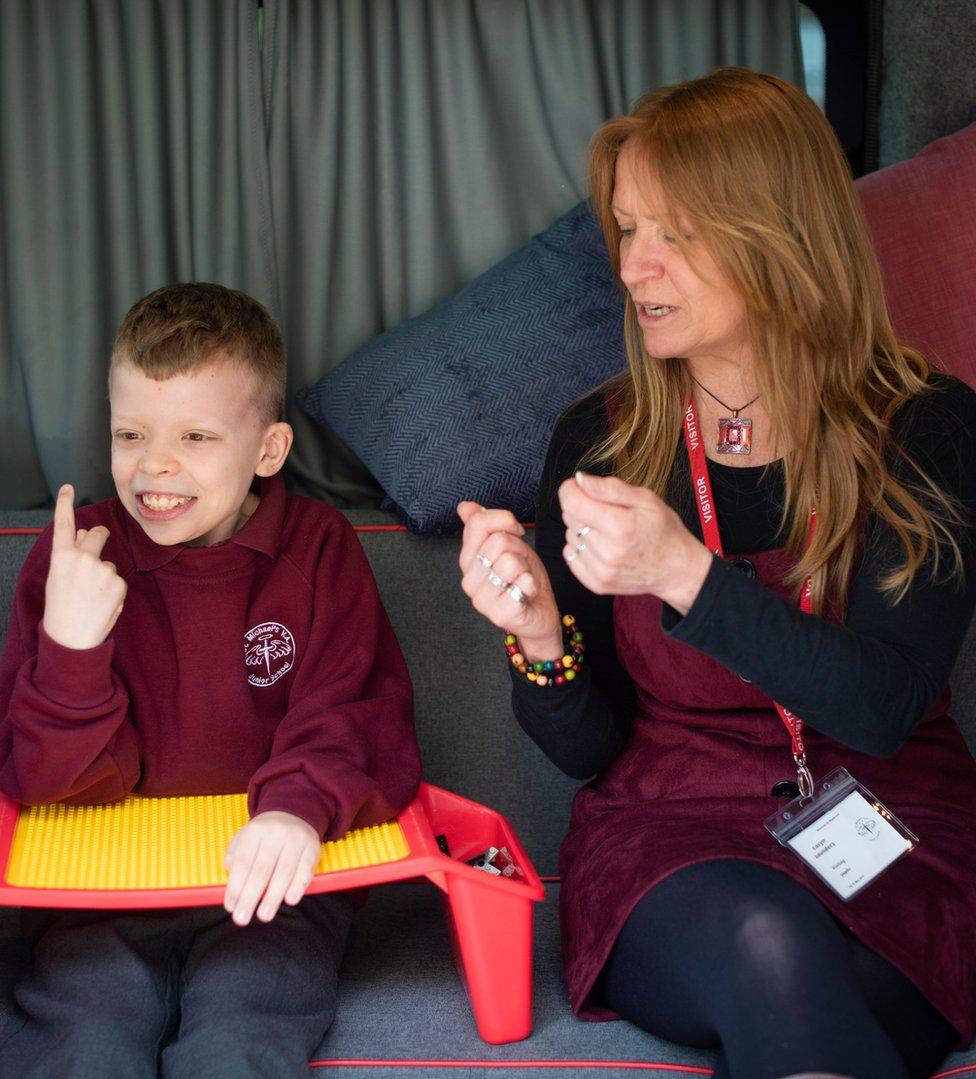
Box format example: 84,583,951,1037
223,811,321,926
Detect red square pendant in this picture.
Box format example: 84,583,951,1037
717,418,752,455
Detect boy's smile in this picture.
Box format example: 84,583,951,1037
135,491,198,521
109,356,292,547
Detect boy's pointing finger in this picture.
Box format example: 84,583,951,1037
51,485,76,550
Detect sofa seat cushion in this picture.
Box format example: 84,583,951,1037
315,882,716,1076
312,882,976,1077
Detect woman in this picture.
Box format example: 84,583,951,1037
457,68,976,1079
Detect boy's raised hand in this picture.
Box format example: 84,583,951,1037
223,811,321,926
43,484,128,650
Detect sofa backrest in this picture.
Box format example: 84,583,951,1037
2,510,975,878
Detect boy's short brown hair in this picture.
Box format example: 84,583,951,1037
111,283,286,424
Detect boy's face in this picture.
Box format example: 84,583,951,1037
109,356,292,547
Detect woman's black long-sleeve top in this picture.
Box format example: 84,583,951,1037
510,374,976,779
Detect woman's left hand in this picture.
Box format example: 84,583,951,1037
558,472,714,615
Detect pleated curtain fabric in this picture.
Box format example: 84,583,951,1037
0,0,802,509
0,0,276,508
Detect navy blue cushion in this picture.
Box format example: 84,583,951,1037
296,201,625,532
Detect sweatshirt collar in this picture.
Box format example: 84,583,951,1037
123,473,285,572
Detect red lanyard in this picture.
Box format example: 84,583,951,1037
682,397,817,796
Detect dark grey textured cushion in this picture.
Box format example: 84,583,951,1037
296,202,626,533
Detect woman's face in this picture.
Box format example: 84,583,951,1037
612,145,751,369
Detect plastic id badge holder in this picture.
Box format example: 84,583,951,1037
764,768,918,902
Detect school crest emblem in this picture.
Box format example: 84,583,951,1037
244,622,295,686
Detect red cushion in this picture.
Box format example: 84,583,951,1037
856,123,976,388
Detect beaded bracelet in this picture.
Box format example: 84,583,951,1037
503,614,585,687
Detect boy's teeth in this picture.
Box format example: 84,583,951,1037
141,494,191,510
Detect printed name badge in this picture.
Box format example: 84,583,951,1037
764,768,918,901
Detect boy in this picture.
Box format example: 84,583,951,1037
0,283,421,1076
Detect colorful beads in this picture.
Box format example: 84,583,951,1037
504,616,585,689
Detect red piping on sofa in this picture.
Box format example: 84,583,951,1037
308,1064,712,1074
305,1064,976,1077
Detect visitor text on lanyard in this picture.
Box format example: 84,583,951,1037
682,397,817,797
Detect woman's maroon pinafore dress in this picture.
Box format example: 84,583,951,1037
558,546,976,1045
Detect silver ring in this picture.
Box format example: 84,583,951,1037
564,550,578,563
506,584,526,604
574,541,587,554
476,553,493,569
487,571,507,589
576,525,591,539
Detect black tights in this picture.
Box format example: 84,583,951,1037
598,860,954,1079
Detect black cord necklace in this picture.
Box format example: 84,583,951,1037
689,375,761,456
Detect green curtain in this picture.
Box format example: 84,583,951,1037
0,0,275,508
0,0,802,510
265,0,804,505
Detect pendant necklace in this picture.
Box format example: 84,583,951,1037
690,376,761,455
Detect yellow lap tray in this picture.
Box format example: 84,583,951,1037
4,794,408,891
0,784,545,1045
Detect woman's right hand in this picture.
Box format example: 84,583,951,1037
457,501,564,661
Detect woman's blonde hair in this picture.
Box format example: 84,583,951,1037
588,66,963,613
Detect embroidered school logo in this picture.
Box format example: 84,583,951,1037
244,622,295,687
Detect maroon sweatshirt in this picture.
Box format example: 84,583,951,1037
0,475,421,840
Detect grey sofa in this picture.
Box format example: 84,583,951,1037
1,508,974,1078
